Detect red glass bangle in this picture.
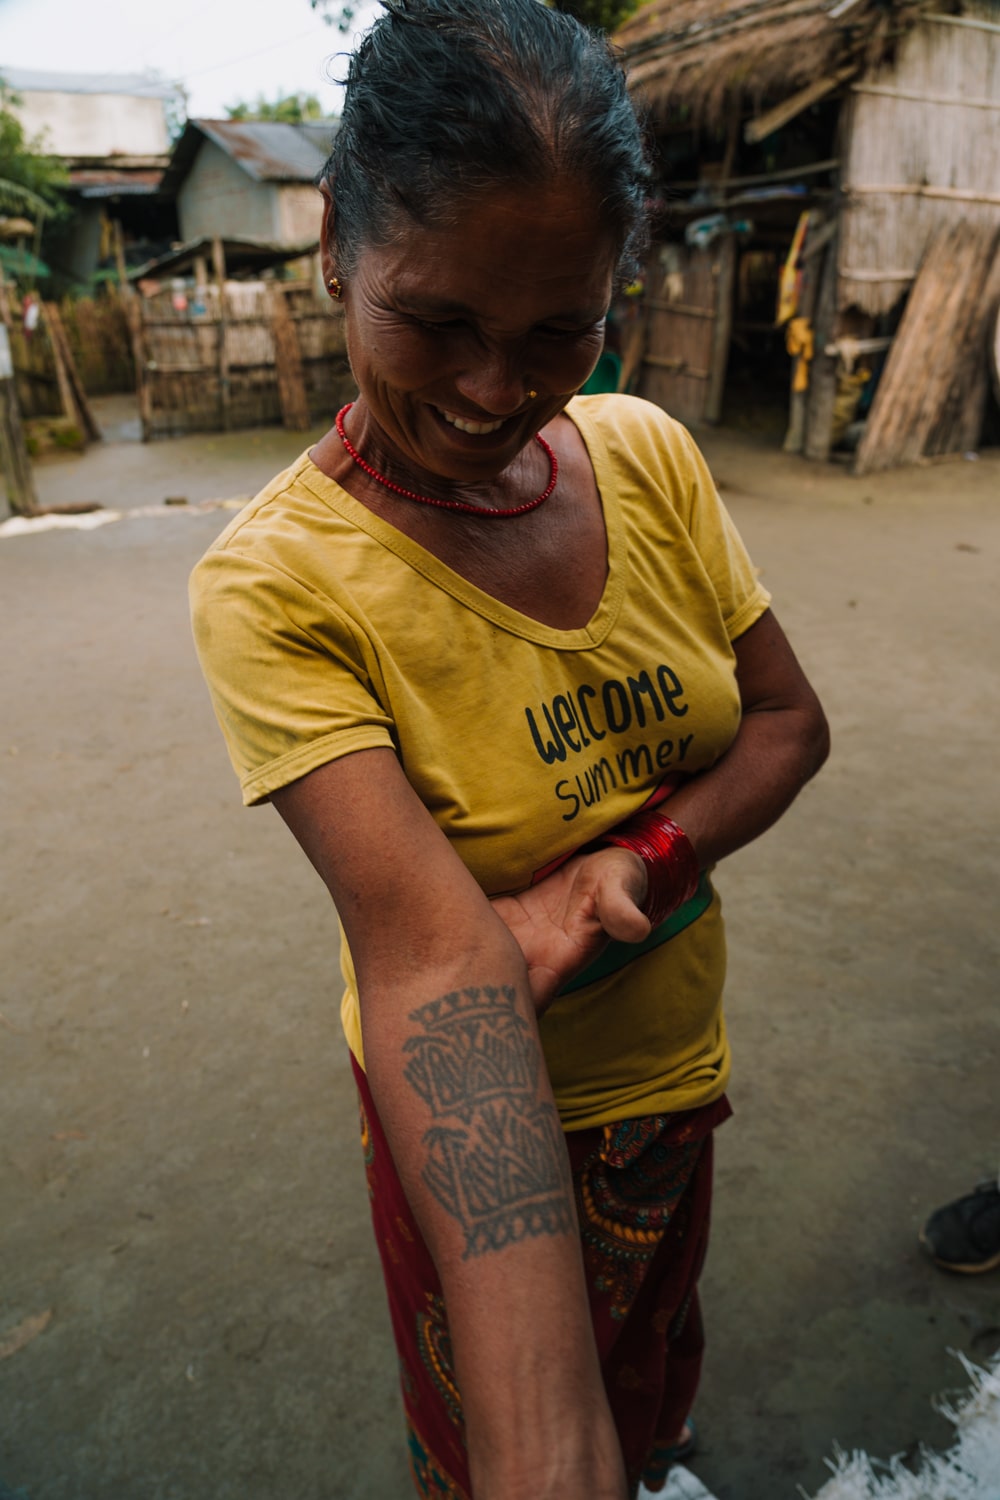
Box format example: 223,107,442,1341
599,808,700,929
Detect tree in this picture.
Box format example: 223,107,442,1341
308,1,364,33
225,92,326,123
549,0,642,28
0,90,67,223
308,0,643,34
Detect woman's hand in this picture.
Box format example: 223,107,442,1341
491,845,652,1015
273,748,628,1498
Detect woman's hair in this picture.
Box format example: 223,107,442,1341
321,0,651,281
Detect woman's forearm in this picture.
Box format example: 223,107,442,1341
660,696,829,870
274,750,626,1493
664,608,830,868
358,940,627,1499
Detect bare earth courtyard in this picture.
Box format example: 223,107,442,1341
2,398,998,1500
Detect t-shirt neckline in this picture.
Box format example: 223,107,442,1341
299,398,626,649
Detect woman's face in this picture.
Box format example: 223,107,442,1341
324,178,619,487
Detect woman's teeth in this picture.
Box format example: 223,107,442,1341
438,409,505,436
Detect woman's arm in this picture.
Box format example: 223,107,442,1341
272,748,628,1500
494,609,830,1010
664,607,829,864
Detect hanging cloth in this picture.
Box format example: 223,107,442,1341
785,316,815,393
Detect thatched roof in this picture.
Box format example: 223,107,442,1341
615,0,931,127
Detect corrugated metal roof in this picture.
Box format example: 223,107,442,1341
69,169,165,190
129,234,319,282
68,168,165,199
294,121,338,161
0,67,177,100
194,120,334,183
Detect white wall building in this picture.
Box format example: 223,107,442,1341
1,68,173,158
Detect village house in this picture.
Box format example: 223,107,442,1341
118,118,345,442
161,119,335,248
0,67,178,284
614,0,1000,471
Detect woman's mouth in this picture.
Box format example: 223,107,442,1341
436,407,506,436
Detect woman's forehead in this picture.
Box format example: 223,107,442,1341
356,180,618,313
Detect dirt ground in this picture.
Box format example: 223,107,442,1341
2,397,999,1500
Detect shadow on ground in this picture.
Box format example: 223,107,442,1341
2,402,998,1499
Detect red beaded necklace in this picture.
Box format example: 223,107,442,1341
335,403,558,518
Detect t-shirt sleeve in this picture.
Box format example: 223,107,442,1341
583,394,771,643
671,420,771,641
190,545,395,806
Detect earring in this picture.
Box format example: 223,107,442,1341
527,389,538,399
327,276,343,300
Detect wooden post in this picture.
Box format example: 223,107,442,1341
854,222,1000,475
783,213,825,454
41,302,101,444
804,230,840,461
617,309,648,395
268,285,311,430
48,304,100,442
719,107,740,191
123,291,153,443
925,233,1000,456
113,219,128,290
704,237,736,424
0,322,39,518
211,237,231,432
44,301,79,423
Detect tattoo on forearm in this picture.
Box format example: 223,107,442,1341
403,985,574,1258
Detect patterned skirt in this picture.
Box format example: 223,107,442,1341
351,1055,731,1499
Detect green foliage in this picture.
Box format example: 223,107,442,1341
308,0,644,35
308,0,363,34
225,92,326,123
0,92,68,221
25,416,86,457
164,89,189,145
550,0,642,30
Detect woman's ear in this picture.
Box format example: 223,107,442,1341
318,180,337,286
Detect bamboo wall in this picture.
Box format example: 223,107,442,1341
3,290,134,417
132,281,351,439
636,241,734,426
839,4,1000,318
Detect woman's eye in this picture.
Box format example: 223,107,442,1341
538,323,600,341
413,316,464,333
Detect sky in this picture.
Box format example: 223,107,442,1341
0,0,381,119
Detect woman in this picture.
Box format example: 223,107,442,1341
190,3,829,1497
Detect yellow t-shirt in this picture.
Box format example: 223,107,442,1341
190,394,770,1129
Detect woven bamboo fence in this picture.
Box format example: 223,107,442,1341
129,281,351,440
839,6,1000,318
2,289,134,417
60,291,135,396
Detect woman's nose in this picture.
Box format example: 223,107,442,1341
454,347,530,417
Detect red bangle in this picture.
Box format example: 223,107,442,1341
598,809,700,929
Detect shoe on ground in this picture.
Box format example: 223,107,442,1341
919,1180,1000,1273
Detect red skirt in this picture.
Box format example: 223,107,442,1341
352,1055,730,1498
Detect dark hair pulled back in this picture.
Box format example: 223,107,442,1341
322,0,651,282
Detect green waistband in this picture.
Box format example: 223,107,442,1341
557,872,713,996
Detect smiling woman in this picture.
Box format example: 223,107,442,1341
317,179,616,498
189,3,829,1498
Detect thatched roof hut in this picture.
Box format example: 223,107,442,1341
617,0,927,129
613,0,1000,471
